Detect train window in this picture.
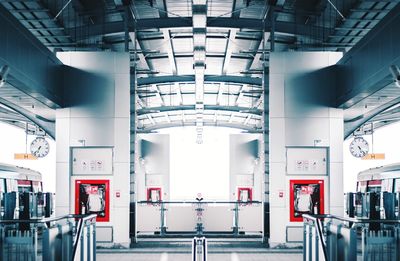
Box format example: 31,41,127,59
17,180,33,193
32,181,42,193
381,179,394,192
395,179,400,193
0,178,5,193
358,181,367,193
6,179,18,192
367,180,382,192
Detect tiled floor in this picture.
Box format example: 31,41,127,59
97,252,302,261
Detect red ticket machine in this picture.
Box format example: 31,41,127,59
289,179,324,222
75,180,110,222
237,187,253,203
147,187,162,203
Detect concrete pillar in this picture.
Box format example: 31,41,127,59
55,52,130,247
269,52,343,245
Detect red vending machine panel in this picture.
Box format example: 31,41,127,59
147,187,162,202
237,187,253,203
75,180,110,222
289,179,324,222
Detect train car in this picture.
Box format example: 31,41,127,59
0,163,43,194
356,163,400,193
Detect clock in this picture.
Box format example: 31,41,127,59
349,137,369,158
30,137,50,158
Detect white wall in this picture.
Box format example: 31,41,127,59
229,134,263,201
55,52,130,246
269,52,343,245
135,134,170,201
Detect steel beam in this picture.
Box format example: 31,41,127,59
217,83,224,105
71,17,331,41
137,121,262,133
235,84,245,106
137,75,262,86
336,3,400,108
0,98,55,138
175,82,183,105
137,105,262,116
344,96,400,139
222,29,238,75
162,29,177,75
0,4,63,107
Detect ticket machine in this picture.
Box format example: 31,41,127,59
147,187,162,203
237,187,252,203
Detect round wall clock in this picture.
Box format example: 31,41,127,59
30,137,50,158
349,137,369,158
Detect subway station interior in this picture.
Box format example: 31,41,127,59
1,0,400,260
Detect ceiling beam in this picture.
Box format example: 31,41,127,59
154,0,168,18
344,96,400,139
192,0,207,143
136,105,262,116
222,29,238,75
130,33,154,72
152,84,165,106
71,17,332,41
0,97,55,139
175,82,183,105
147,114,156,125
137,121,262,133
336,3,400,108
162,29,177,75
229,113,235,123
253,96,263,109
231,0,245,19
217,83,224,105
182,111,186,123
137,75,262,86
164,113,171,123
235,84,245,106
244,114,252,125
136,94,145,109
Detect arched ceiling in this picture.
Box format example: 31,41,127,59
0,0,398,134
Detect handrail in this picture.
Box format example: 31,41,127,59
0,214,97,224
303,214,328,261
71,214,97,260
303,214,400,224
137,200,263,204
0,214,97,260
303,214,400,261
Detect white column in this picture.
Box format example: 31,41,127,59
269,52,343,245
56,52,130,246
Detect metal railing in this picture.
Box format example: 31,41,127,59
0,214,97,261
192,237,207,261
303,214,400,261
137,200,262,236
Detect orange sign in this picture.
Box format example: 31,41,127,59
362,153,385,160
14,153,37,160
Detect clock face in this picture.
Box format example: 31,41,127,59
349,137,369,158
30,137,50,158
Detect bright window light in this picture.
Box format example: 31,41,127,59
159,126,242,201
343,121,400,192
0,122,56,192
